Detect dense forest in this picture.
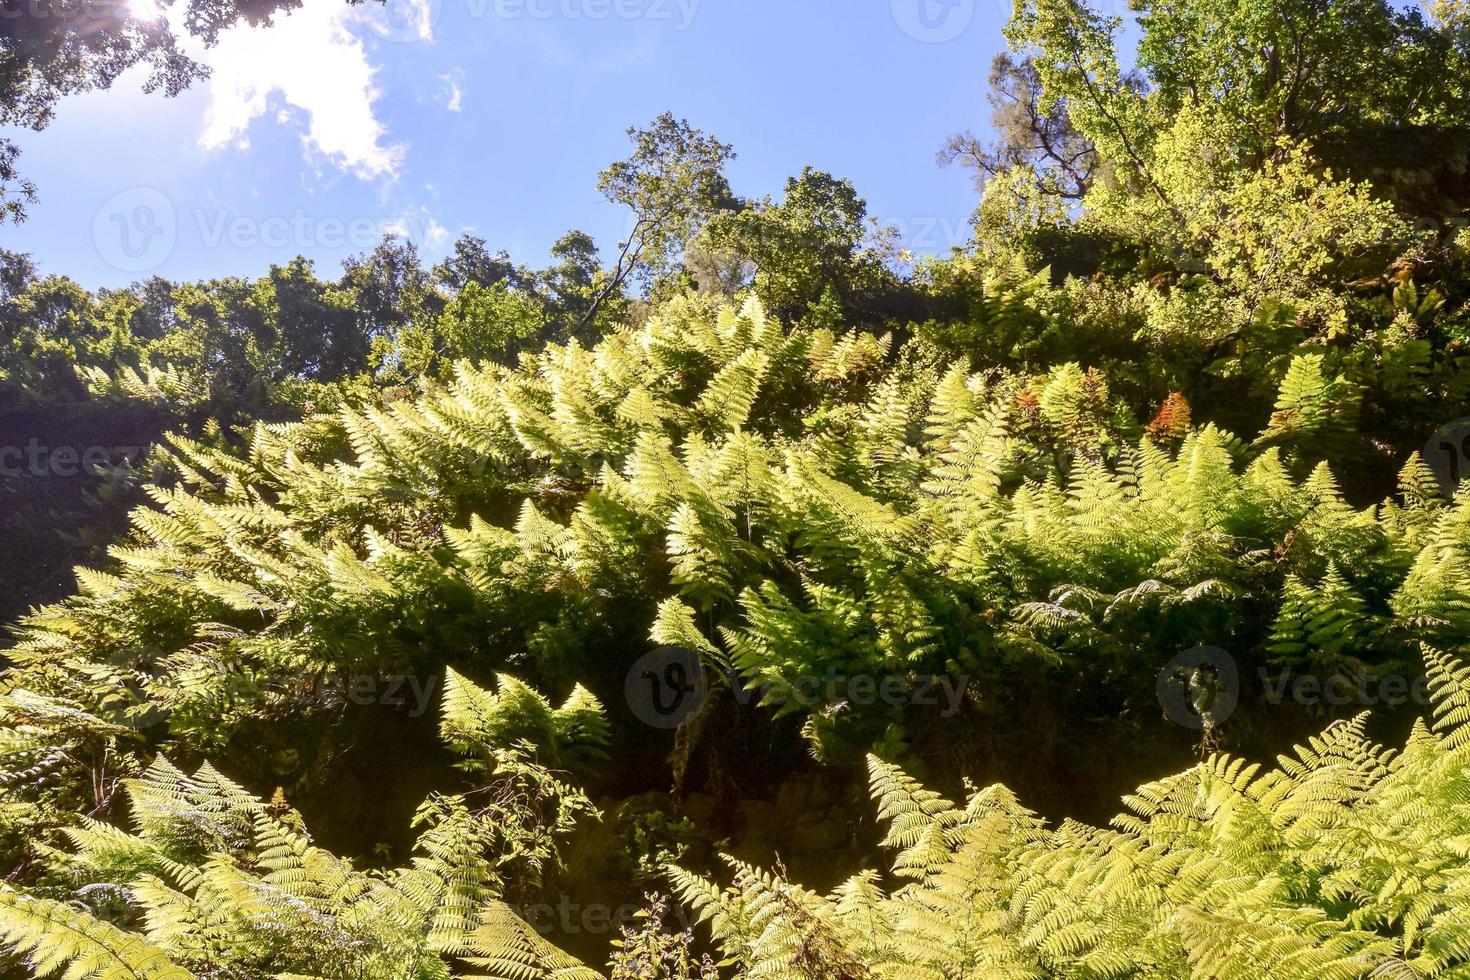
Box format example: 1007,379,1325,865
3,0,1470,975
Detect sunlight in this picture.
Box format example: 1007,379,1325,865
4,2,1470,976
125,0,167,23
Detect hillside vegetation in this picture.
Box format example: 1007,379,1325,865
3,0,1470,975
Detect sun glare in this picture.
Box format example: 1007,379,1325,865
125,0,167,23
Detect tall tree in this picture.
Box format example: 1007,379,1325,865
700,167,891,318
939,52,1099,201
341,235,442,354
433,234,521,292
254,257,362,381
583,114,736,329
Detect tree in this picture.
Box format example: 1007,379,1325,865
433,233,521,292
700,167,891,317
253,256,363,381
1005,0,1173,214
939,52,1099,201
584,113,736,329
0,248,33,301
398,280,546,378
341,235,445,380
145,276,266,414
542,229,607,335
124,276,180,341
1004,0,1470,205
0,267,100,404
1134,0,1467,166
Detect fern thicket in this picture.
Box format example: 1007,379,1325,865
0,670,607,980
670,648,1470,979
1,296,1460,823
12,649,1470,978
3,291,1470,978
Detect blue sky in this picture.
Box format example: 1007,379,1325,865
0,0,1013,289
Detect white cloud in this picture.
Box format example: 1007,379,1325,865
438,73,463,112
196,3,405,180
405,0,437,43
385,210,451,253
424,216,450,249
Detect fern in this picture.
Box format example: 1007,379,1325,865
0,887,191,980
670,647,1470,978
